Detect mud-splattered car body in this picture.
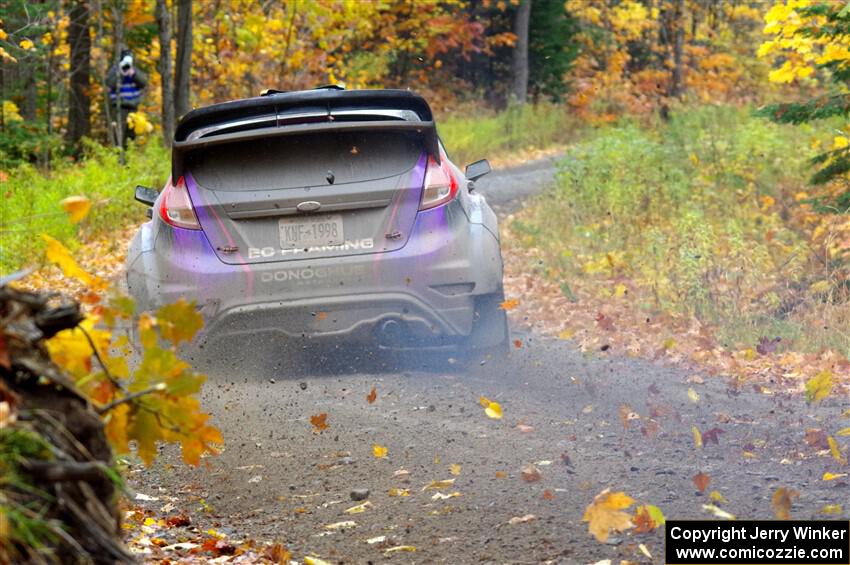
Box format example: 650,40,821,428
126,87,507,355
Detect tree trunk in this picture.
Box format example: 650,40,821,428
156,0,175,146
511,0,531,104
21,61,37,121
668,0,685,98
66,0,91,152
174,0,192,119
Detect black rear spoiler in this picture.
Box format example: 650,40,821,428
172,89,438,179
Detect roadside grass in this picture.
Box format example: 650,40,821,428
439,103,578,167
511,105,850,357
1,139,169,275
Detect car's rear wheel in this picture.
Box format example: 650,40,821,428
462,288,510,365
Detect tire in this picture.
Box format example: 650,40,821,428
462,288,510,365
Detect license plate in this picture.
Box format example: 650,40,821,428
279,214,344,249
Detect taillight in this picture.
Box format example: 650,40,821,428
419,156,458,210
159,176,200,230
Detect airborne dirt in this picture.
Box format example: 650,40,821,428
128,160,850,564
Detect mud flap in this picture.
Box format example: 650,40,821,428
464,288,510,363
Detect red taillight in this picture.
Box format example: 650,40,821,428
419,156,458,210
159,176,200,230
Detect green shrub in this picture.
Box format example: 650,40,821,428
1,140,169,275
518,106,847,353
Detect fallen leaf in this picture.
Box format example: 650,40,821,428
60,195,92,224
756,336,781,355
805,428,829,450
499,298,520,311
702,427,725,445
558,329,575,340
513,339,522,348
495,471,507,479
823,472,847,481
771,487,799,520
542,489,555,500
692,472,710,493
582,489,635,542
304,557,333,565
595,312,616,331
384,546,416,554
345,501,372,514
516,423,534,433
687,388,700,403
702,504,735,520
827,436,846,463
820,504,843,514
388,488,410,497
692,426,703,449
372,444,388,458
484,400,503,419
310,413,328,431
392,468,410,478
639,543,652,559
366,535,387,544
633,504,665,533
431,491,461,500
366,386,377,404
805,370,833,403
521,464,542,483
449,464,461,476
508,514,537,525
709,491,728,503
422,479,455,491
324,521,357,530
619,405,639,429
837,427,850,437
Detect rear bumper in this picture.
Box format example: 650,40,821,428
126,202,503,346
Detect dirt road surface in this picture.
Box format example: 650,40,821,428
129,159,849,564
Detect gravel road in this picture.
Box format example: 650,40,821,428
129,158,849,564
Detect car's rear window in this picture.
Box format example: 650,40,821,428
187,130,421,191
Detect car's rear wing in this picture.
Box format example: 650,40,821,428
172,89,439,179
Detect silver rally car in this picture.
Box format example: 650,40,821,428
126,87,508,359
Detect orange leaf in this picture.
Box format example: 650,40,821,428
366,386,377,404
692,472,710,493
499,298,520,311
310,413,328,431
771,487,799,520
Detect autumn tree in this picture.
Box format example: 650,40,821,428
758,1,850,198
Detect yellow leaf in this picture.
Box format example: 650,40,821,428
384,546,416,554
687,388,699,403
484,401,503,419
449,464,461,476
613,283,627,298
372,444,388,458
702,504,735,520
820,504,843,515
709,491,728,504
692,426,703,449
60,195,92,224
822,472,847,481
388,488,409,497
42,235,105,289
422,478,455,491
805,370,833,403
582,489,635,542
304,557,333,565
639,543,652,559
345,501,371,514
771,487,799,520
155,299,204,345
558,329,575,340
827,436,845,463
836,427,850,437
479,395,491,407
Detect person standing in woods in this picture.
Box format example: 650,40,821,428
106,48,147,148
